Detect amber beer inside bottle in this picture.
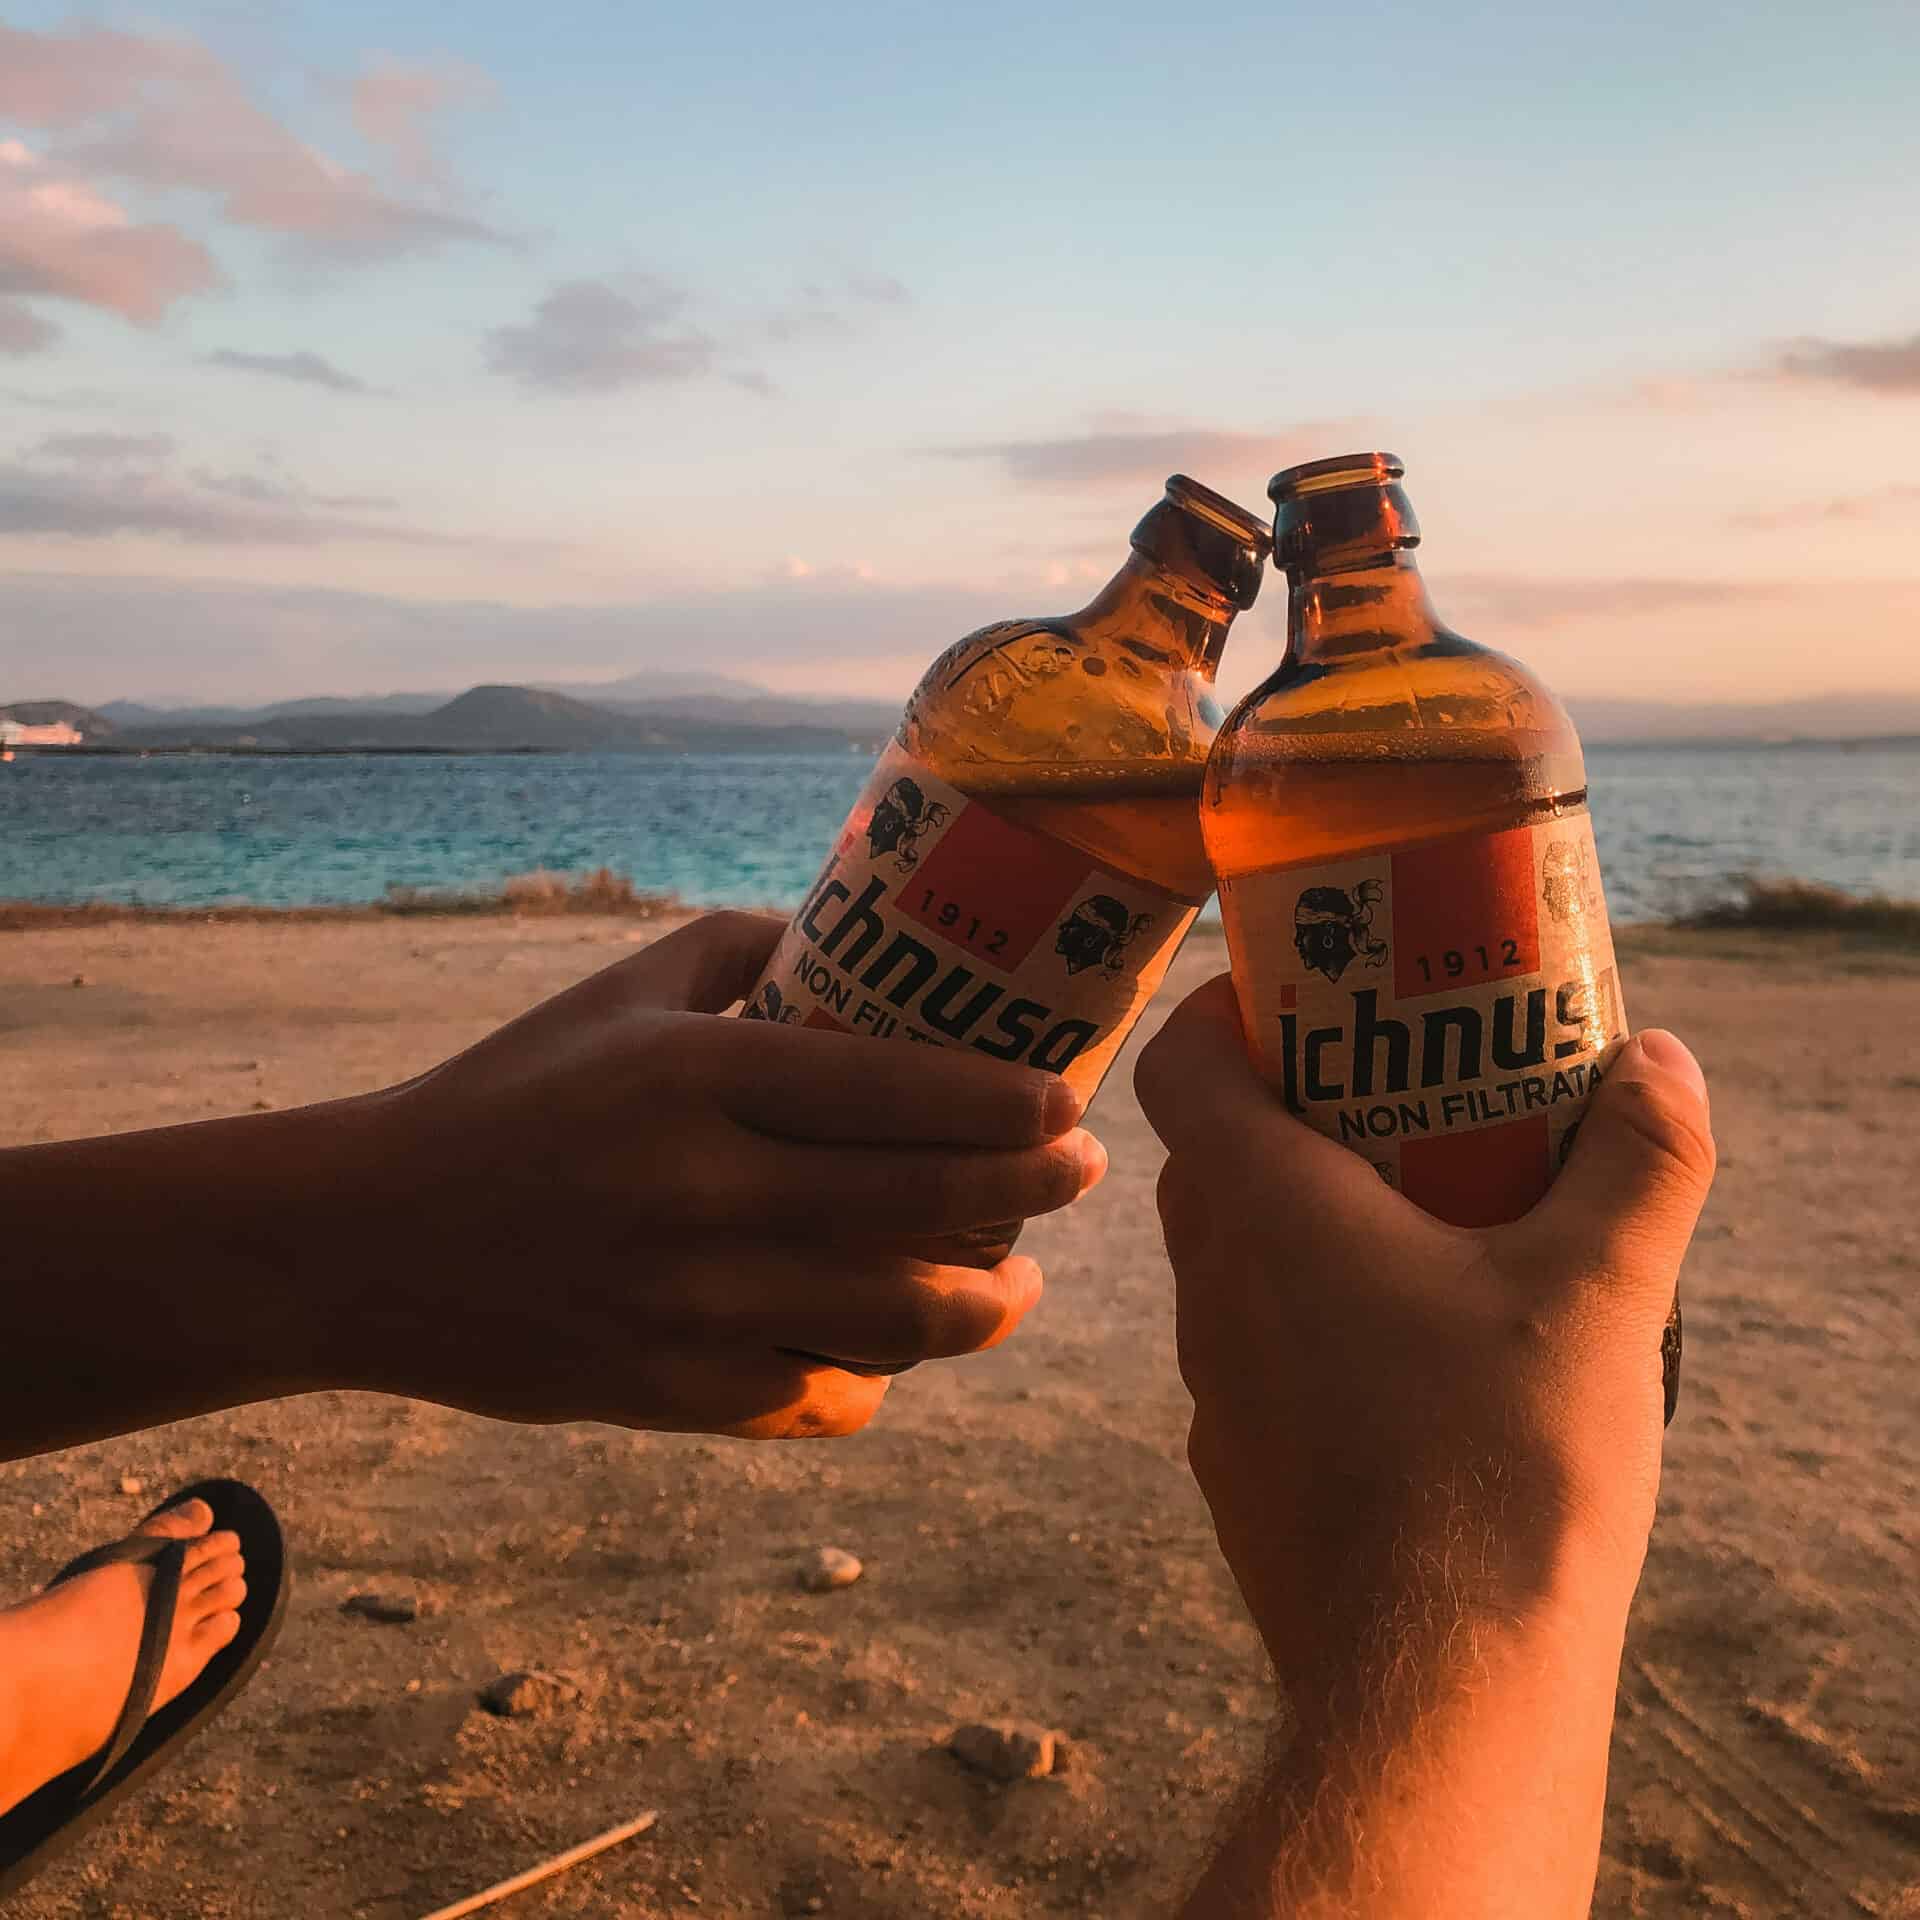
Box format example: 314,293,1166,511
740,478,1269,1344
746,472,1272,1107
899,474,1272,910
1206,453,1680,1420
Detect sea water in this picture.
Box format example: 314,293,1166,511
2,742,1916,923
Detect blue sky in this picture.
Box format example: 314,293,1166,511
3,0,1919,706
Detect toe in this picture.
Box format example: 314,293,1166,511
183,1531,241,1573
195,1610,243,1655
195,1575,248,1618
183,1550,245,1598
139,1497,214,1541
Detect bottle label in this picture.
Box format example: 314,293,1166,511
1220,816,1627,1226
741,742,1197,1099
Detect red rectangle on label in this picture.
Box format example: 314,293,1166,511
1392,828,1541,999
1400,1114,1551,1227
897,802,1092,969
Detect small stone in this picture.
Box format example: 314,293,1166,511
477,1669,573,1718
342,1591,419,1625
779,1871,830,1915
947,1721,1058,1781
70,975,89,988
404,1679,422,1694
797,1547,862,1593
118,1475,144,1497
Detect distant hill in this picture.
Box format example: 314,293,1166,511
1570,692,1920,743
0,700,113,739
99,683,864,754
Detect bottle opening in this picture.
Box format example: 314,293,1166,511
1131,475,1272,612
1165,473,1274,555
1268,451,1405,504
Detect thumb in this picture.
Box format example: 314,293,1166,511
605,909,788,1014
1516,1029,1717,1295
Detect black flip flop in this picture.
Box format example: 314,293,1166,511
0,1477,290,1898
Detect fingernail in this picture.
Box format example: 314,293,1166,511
1041,1078,1084,1135
1633,1029,1708,1105
1073,1130,1109,1190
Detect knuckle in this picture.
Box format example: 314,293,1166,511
1612,1079,1718,1189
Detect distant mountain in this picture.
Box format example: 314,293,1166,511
102,683,864,754
0,700,113,739
581,689,901,737
538,669,769,704
1570,693,1920,743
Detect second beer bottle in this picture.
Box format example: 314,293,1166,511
1203,451,1679,1418
744,476,1271,1104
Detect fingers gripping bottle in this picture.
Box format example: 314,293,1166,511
1204,453,1680,1421
744,476,1271,1107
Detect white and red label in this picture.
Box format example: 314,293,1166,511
1220,816,1627,1226
742,744,1195,1100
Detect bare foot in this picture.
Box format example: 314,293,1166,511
0,1498,246,1816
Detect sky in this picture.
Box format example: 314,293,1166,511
3,0,1919,710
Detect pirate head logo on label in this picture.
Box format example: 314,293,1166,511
1292,879,1388,984
866,778,951,875
1055,894,1153,977
741,980,802,1024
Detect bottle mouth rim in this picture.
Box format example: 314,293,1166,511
1268,452,1405,502
1164,474,1274,555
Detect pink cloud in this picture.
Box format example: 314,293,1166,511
0,23,510,265
0,139,218,324
351,54,493,189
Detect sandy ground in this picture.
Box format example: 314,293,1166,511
1,913,1916,1919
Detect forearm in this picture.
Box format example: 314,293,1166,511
1187,1531,1637,1919
0,1095,395,1460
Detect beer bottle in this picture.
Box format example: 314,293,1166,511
1204,453,1680,1419
744,475,1271,1106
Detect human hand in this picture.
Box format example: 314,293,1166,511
1137,976,1714,1692
333,911,1104,1438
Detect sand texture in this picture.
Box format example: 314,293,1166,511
2,915,1916,1918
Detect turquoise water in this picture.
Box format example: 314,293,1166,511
3,743,1916,923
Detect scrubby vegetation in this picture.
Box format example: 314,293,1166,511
1683,878,1920,939
0,869,680,929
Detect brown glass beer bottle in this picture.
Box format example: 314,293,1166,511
743,475,1270,1106
1204,453,1680,1419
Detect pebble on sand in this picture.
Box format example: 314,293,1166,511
946,1722,1060,1782
118,1475,144,1496
478,1669,574,1718
341,1591,420,1625
796,1547,862,1593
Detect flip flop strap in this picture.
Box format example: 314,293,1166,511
49,1534,190,1798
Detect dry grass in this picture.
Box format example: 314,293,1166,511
0,869,678,930
1682,878,1920,939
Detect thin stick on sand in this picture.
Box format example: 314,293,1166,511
415,1811,660,1920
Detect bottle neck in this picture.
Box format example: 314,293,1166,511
1287,549,1442,665
1076,551,1238,679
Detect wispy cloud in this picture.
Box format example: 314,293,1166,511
767,268,911,344
0,23,512,270
0,298,58,355
29,430,175,464
1435,574,1783,627
932,424,1345,492
487,277,735,392
1726,484,1920,531
349,54,493,192
189,468,399,512
0,444,452,546
1773,330,1920,394
0,138,218,325
203,347,376,394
